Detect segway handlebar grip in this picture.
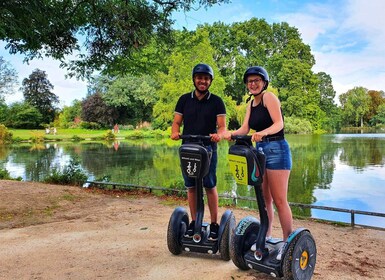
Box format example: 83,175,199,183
230,135,252,141
179,135,212,141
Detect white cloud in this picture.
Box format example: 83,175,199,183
277,0,385,100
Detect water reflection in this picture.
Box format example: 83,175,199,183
1,134,385,227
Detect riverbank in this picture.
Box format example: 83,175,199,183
1,180,385,279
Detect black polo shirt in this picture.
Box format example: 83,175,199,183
174,91,226,147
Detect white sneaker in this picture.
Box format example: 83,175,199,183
250,236,272,251
276,243,286,260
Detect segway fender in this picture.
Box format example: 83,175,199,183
218,209,233,239
167,206,189,255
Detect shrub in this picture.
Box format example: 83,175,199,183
44,158,88,186
104,130,116,141
0,124,12,144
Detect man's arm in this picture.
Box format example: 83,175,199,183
171,113,183,140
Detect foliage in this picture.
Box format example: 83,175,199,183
104,130,116,141
101,74,159,125
0,124,12,144
1,0,229,78
370,103,385,126
58,100,82,128
366,90,385,124
4,102,43,128
21,69,59,125
284,116,313,134
152,29,233,130
339,87,370,127
81,93,117,127
71,135,84,142
29,131,45,143
44,158,88,186
0,167,22,180
0,56,18,100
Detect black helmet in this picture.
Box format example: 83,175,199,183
192,63,214,80
243,66,269,90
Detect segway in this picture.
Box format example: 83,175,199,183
167,135,235,260
228,135,316,279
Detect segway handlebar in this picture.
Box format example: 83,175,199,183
179,134,212,141
230,135,252,141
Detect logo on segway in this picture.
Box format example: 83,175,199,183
186,161,197,176
180,152,202,178
228,155,248,185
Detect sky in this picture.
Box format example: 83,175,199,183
1,0,385,107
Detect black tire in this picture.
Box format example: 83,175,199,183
230,216,260,270
167,207,189,255
282,230,317,280
219,212,236,261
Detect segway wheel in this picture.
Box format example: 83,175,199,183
167,207,189,255
230,216,260,270
219,212,236,261
282,230,317,280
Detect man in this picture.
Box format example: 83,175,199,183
171,63,227,241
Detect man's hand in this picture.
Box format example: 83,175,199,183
210,133,221,142
171,132,180,140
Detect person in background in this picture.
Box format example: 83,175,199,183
224,66,293,260
171,63,227,241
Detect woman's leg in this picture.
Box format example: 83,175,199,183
266,169,293,240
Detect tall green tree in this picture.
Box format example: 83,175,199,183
103,74,159,126
0,56,18,100
152,29,235,130
1,0,229,78
339,87,370,127
21,69,59,125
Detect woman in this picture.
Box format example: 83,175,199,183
224,66,292,260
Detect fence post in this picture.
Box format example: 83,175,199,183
351,210,355,227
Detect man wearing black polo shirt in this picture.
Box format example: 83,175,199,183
171,63,227,241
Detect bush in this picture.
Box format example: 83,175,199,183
285,117,313,134
0,168,22,180
0,124,13,144
44,158,88,186
104,130,116,141
80,121,102,130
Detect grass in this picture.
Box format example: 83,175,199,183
9,128,169,142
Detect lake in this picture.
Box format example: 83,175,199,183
1,134,384,228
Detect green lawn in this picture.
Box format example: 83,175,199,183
9,128,169,141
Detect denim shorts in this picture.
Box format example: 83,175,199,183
183,146,217,189
256,139,292,170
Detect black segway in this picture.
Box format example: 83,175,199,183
167,135,235,260
228,135,316,279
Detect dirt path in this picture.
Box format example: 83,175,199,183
1,180,385,280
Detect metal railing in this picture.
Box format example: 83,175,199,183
85,180,385,230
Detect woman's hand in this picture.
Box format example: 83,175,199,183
251,131,266,142
222,131,233,141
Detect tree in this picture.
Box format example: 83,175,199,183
0,56,18,100
21,69,59,125
152,29,233,130
1,0,229,78
102,74,159,126
81,93,117,127
58,100,82,128
339,87,370,127
365,90,385,124
5,102,43,128
370,103,385,126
